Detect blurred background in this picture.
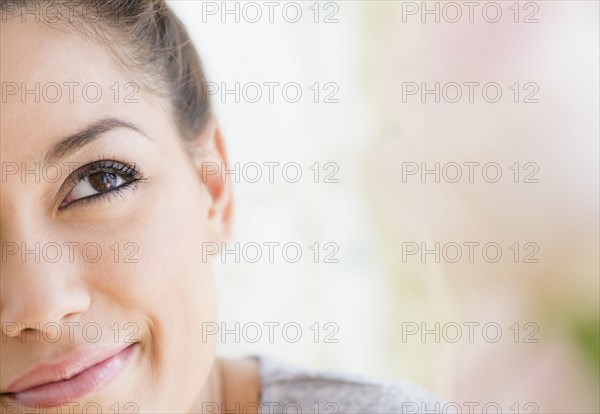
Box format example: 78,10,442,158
171,1,599,412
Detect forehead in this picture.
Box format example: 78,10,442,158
0,19,161,164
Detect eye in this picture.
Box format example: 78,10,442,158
60,160,143,209
68,172,124,200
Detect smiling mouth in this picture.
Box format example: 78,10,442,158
1,343,138,408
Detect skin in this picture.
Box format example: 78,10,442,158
0,18,260,413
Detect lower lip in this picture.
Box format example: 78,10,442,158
7,343,138,408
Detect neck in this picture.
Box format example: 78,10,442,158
189,357,261,413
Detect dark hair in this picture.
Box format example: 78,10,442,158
1,0,211,142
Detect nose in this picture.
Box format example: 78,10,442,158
0,231,91,338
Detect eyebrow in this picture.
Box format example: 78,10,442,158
43,118,150,164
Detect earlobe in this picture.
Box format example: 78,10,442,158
190,119,234,241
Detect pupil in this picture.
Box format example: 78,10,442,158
90,172,118,191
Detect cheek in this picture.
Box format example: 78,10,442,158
86,153,214,311
82,158,218,405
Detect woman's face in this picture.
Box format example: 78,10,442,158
0,20,229,412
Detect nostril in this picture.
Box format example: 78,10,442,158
0,276,91,337
61,313,84,326
0,321,25,337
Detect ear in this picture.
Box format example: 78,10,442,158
189,118,234,242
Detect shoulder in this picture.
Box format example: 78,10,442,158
256,355,444,414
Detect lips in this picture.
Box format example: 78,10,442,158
1,343,138,408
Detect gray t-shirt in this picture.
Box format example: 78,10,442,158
256,356,443,414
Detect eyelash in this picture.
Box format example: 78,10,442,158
59,160,146,211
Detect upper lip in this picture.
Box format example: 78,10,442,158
1,343,133,394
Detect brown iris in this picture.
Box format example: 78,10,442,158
88,172,119,192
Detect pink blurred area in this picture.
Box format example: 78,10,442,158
362,1,599,412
